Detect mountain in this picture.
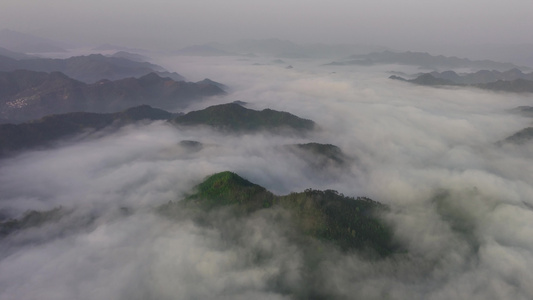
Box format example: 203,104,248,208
177,140,204,152
151,71,186,82
109,51,150,62
0,29,70,53
422,43,533,69
285,142,352,170
172,103,316,133
328,51,527,71
475,79,533,93
390,73,457,86
429,69,533,84
160,171,397,256
195,78,228,91
390,73,533,93
0,101,317,156
3,171,397,257
511,106,533,118
0,47,35,60
0,53,167,83
178,171,274,211
502,127,533,144
408,73,457,86
0,105,173,156
106,51,186,80
0,70,225,122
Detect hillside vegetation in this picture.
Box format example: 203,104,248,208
160,171,397,256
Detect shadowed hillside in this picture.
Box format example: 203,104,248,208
0,105,174,156
0,70,225,122
160,171,397,256
172,103,316,133
0,53,167,83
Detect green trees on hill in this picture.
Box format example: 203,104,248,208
161,171,398,256
3,171,399,257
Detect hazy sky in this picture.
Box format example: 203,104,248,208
1,0,532,50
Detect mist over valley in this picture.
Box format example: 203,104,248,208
1,2,533,298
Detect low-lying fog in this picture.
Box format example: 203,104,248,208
1,56,532,299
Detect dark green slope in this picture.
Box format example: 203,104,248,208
277,190,393,255
160,171,397,256
429,69,533,85
183,171,275,211
172,103,316,133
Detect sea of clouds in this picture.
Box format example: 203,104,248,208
1,55,532,299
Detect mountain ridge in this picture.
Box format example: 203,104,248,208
160,171,398,256
0,53,168,83
390,73,533,93
172,103,316,133
0,105,174,156
0,70,225,122
0,102,318,156
328,50,528,71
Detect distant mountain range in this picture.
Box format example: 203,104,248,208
0,53,181,83
0,103,317,156
0,29,70,53
421,43,533,70
477,79,533,93
390,70,533,93
109,51,151,62
327,50,528,71
0,70,224,123
390,74,456,86
0,47,36,60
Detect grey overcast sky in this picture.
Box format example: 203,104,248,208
1,0,532,50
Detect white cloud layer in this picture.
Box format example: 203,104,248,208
1,56,533,299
